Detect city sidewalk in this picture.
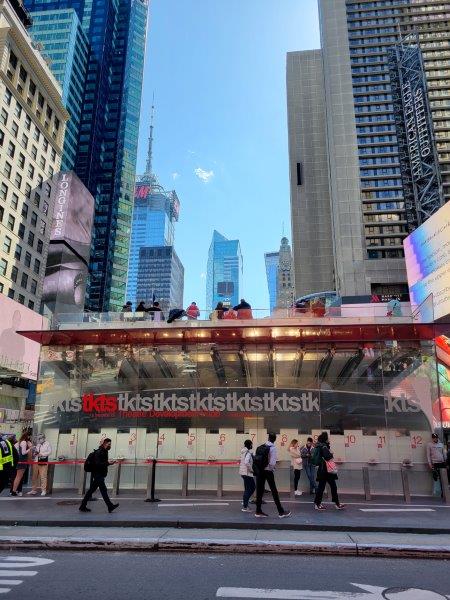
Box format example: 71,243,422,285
0,490,449,534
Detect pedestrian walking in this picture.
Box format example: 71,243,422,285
11,431,32,496
253,433,291,518
0,435,14,494
300,437,317,494
313,432,345,510
427,433,446,495
239,439,255,512
27,434,52,496
186,301,200,319
79,438,119,513
288,439,303,496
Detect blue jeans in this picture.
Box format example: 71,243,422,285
304,463,317,492
241,475,256,508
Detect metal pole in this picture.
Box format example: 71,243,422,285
439,468,450,505
78,464,87,496
181,463,188,497
217,465,223,498
145,459,160,502
401,467,411,504
112,461,122,496
290,466,295,498
362,467,371,501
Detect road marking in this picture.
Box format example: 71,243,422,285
359,508,435,512
158,502,230,508
0,556,54,596
216,584,448,599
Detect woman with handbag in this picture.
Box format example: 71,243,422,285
313,431,345,510
10,431,32,496
288,439,303,496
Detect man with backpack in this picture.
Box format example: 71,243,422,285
253,433,291,518
79,438,119,513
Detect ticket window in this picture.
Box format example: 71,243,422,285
410,431,429,464
175,428,207,461
362,431,390,464
156,428,176,459
278,429,299,461
342,430,364,463
388,430,412,464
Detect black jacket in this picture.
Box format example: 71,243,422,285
316,442,338,481
93,446,110,477
233,301,251,310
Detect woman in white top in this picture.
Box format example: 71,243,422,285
289,439,303,496
11,431,32,496
239,439,255,512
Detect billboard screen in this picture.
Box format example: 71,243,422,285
404,200,450,321
0,295,47,380
50,171,94,262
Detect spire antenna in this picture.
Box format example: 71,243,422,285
145,93,155,177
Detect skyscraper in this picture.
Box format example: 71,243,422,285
0,0,68,312
126,110,181,308
264,251,279,314
26,0,149,312
206,230,242,311
276,237,295,309
288,0,448,298
136,246,184,313
28,8,89,172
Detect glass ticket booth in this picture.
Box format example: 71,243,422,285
30,323,446,497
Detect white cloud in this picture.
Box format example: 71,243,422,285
194,167,214,183
172,172,180,180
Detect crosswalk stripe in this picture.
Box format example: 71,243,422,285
0,581,22,586
0,571,38,577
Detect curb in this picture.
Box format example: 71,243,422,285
0,519,449,535
0,536,449,559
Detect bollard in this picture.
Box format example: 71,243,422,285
362,467,371,501
181,463,189,497
439,468,450,505
78,464,87,496
145,459,160,502
217,465,223,498
401,467,411,504
290,466,295,498
46,463,55,495
112,461,122,496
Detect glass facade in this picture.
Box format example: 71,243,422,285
127,180,179,307
206,230,242,311
26,0,149,312
264,251,279,314
346,0,450,260
32,322,447,495
136,245,184,313
29,8,89,171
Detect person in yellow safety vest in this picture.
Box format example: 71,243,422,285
0,436,14,494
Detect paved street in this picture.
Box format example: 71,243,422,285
0,551,449,599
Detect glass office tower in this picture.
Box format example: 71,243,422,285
264,251,279,314
136,246,184,313
206,230,242,311
26,0,149,312
29,8,89,172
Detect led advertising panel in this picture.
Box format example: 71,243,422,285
404,200,450,321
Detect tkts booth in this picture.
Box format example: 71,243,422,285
20,316,448,498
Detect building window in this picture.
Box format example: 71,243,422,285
11,122,19,138
21,204,28,219
14,173,22,189
19,66,27,83
9,51,17,69
27,165,34,179
4,162,12,178
31,211,37,227
24,251,31,267
0,183,8,201
21,133,28,148
29,80,36,97
7,141,15,158
18,223,25,239
50,148,56,162
28,300,34,310
40,157,46,170
36,240,43,254
33,128,40,142
21,273,28,289
33,258,41,274
14,103,22,118
30,279,37,295
28,231,35,247
25,183,31,199
2,236,12,253
7,288,15,300
0,108,8,125
24,115,31,131
18,153,25,169
31,145,37,160
34,193,41,209
11,193,18,210
17,294,25,305
0,259,7,276
7,215,15,231
4,89,12,106
0,283,3,294
38,93,44,109
0,206,3,222
15,245,22,260
10,266,18,283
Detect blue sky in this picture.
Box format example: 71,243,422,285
136,0,320,312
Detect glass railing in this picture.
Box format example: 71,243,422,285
49,303,414,329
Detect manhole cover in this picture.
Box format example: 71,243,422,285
56,500,79,506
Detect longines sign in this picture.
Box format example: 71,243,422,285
51,389,421,418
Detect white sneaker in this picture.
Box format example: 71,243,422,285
40,491,47,496
26,490,38,496
18,492,23,497
294,490,303,496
